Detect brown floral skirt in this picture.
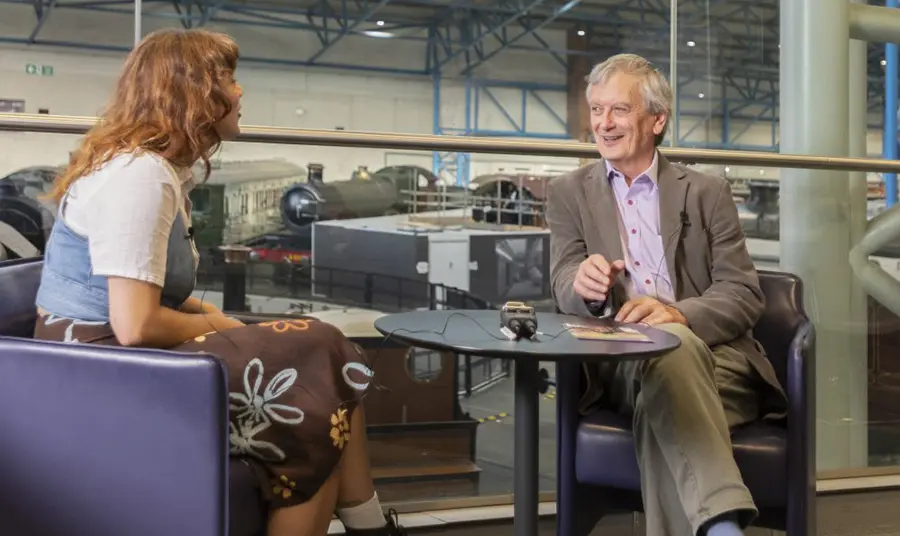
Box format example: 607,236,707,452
33,313,373,508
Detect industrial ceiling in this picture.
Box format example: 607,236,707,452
0,0,891,153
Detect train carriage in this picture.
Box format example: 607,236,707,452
188,158,307,252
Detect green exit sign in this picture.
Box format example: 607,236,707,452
25,63,53,76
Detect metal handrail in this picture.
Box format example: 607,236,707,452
3,112,900,173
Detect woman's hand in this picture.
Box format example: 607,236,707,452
108,277,244,347
179,296,223,315
205,312,245,332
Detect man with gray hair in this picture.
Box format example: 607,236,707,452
546,53,787,536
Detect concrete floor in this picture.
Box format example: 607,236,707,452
457,363,558,494
331,489,900,535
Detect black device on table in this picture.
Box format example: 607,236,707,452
500,301,538,340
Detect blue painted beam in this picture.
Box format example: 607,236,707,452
5,0,781,32
0,0,800,76
307,0,393,62
391,0,778,27
887,0,899,208
27,0,56,43
472,79,566,92
436,0,547,69
8,0,893,157
0,36,429,76
459,0,584,75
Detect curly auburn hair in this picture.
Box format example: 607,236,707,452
49,28,240,202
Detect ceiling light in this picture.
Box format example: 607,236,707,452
687,40,695,47
577,30,585,36
376,20,384,26
698,92,704,98
363,30,394,38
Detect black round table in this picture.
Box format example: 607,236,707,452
373,309,681,536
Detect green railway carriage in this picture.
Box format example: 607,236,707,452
188,159,308,251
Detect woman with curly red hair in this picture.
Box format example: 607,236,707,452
33,28,403,536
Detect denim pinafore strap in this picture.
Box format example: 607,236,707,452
35,163,199,322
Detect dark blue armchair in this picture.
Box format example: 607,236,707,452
0,257,267,536
555,270,816,535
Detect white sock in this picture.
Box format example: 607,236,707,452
337,493,386,530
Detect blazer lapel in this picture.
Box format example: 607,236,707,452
656,155,688,295
582,160,624,263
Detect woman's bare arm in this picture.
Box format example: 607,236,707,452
108,277,241,347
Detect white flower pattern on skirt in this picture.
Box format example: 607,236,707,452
43,314,108,343
228,357,305,461
342,361,374,391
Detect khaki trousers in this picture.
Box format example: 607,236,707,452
609,323,760,536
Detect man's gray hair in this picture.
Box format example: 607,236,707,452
585,53,672,145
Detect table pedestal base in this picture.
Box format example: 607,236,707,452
514,358,540,536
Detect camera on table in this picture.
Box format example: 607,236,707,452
500,301,538,340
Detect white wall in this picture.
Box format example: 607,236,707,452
0,3,890,184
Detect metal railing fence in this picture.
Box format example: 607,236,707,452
3,112,900,172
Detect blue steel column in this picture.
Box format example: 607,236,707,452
780,0,867,471
432,69,442,179
457,76,472,188
885,0,898,207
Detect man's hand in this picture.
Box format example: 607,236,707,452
573,254,626,302
615,296,688,326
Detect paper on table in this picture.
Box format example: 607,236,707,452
561,322,653,342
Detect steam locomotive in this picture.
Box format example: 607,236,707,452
189,162,466,266
279,164,460,234
0,159,567,267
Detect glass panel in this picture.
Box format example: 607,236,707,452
9,125,900,498
193,142,550,504
674,0,780,152
674,0,896,477
724,162,900,476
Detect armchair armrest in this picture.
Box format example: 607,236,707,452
786,320,815,534
0,336,229,536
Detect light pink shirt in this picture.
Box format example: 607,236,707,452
605,152,675,304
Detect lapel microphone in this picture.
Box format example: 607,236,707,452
185,227,194,240
679,183,692,228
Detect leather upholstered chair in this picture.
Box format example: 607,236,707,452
555,270,816,535
0,257,267,536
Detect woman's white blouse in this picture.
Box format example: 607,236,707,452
61,151,199,288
